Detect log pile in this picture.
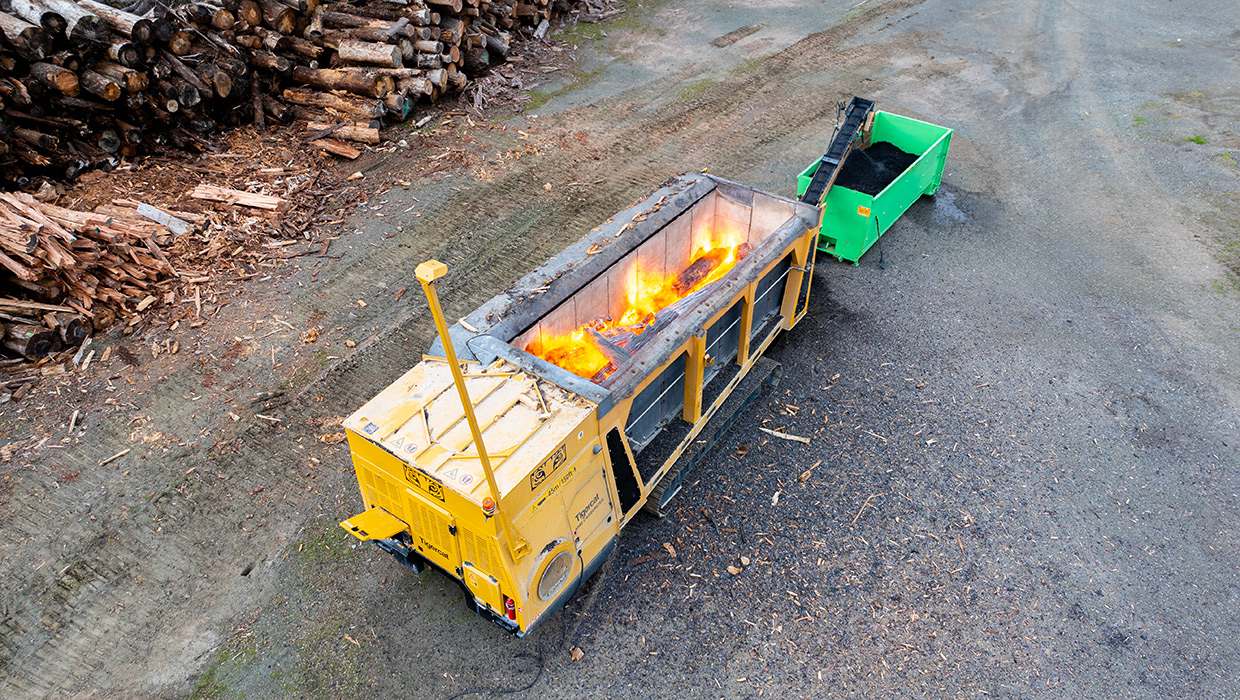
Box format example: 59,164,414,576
0,0,577,184
0,190,207,359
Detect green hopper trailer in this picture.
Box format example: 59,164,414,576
797,109,952,263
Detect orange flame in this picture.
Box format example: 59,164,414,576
526,229,750,382
526,327,612,380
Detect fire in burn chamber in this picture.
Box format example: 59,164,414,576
525,232,754,383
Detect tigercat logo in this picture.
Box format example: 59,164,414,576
419,535,448,560
529,444,568,490
574,493,602,525
404,464,445,502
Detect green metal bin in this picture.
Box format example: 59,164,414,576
797,111,952,263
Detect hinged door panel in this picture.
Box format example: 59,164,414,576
404,489,460,570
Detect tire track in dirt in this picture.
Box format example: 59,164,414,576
0,410,328,695
1,533,146,696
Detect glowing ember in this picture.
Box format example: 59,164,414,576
526,238,751,382
525,326,613,381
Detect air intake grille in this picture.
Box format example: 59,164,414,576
460,528,498,575
406,496,452,554
361,468,403,520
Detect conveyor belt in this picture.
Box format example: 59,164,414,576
799,96,875,206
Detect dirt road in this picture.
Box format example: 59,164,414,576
2,0,1238,698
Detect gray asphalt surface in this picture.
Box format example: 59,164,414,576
335,1,1240,696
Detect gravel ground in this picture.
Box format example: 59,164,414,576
2,0,1237,698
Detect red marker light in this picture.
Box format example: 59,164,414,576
482,496,497,516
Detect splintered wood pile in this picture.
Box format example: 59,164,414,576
0,0,582,183
0,190,209,359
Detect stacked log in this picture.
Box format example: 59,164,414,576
0,0,569,183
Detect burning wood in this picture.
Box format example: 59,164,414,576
586,326,631,366
672,242,749,295
526,239,751,382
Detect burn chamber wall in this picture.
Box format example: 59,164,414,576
444,174,819,489
513,186,798,384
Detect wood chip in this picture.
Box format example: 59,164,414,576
798,460,822,483
190,184,288,211
99,448,131,466
312,138,361,160
0,298,75,313
136,203,193,235
759,427,810,444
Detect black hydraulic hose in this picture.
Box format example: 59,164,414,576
443,550,587,699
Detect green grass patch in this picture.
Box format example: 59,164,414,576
189,669,227,700
295,519,355,565
607,0,669,36
189,628,265,700
289,638,364,698
559,0,669,44
1209,278,1240,295
730,56,764,75
679,77,718,101
1201,193,1240,293
1132,115,1146,125
556,19,606,46
524,89,554,111
523,65,606,111
1185,135,1208,144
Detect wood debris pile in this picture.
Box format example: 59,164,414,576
0,0,596,183
0,171,322,363
0,189,209,358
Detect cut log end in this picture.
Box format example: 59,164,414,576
4,323,59,360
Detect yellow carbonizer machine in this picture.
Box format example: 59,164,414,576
341,173,823,634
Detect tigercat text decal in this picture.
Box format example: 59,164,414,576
574,492,602,527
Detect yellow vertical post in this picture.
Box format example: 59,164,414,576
682,333,706,424
780,242,807,330
415,260,529,560
737,287,756,366
792,230,819,325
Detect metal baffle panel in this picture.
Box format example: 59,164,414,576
751,254,793,340
624,352,688,463
702,300,744,387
